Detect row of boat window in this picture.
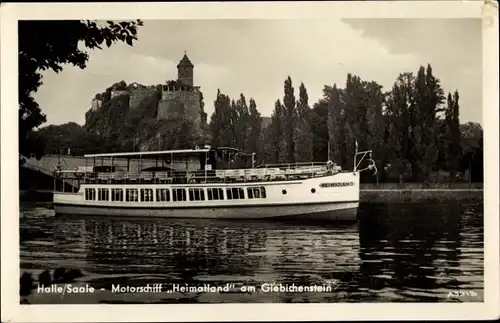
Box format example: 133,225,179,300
84,186,267,202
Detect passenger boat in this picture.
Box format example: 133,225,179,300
52,145,377,221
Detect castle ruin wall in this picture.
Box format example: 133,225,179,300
129,86,158,110
158,90,201,124
110,90,130,99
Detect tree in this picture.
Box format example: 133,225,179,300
410,65,445,181
34,122,101,156
383,65,446,182
247,98,262,156
294,82,313,162
339,74,366,170
265,100,286,163
385,73,415,182
343,74,368,150
449,90,462,179
198,91,210,144
325,84,343,165
310,100,329,162
460,122,482,154
210,90,235,147
442,91,462,180
234,94,251,150
363,81,386,183
283,76,297,162
199,91,208,125
459,122,483,182
19,19,143,159
148,116,200,151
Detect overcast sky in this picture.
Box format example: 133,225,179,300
33,18,482,126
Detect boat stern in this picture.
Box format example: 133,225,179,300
53,191,84,204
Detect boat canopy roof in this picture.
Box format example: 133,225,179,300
83,147,240,159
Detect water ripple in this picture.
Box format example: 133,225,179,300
20,199,483,303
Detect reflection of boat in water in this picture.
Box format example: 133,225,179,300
53,217,361,282
53,143,377,221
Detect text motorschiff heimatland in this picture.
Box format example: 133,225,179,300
111,283,335,293
111,284,163,293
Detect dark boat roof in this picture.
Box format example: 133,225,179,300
84,147,241,159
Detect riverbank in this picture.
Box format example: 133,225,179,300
360,182,483,190
360,183,483,202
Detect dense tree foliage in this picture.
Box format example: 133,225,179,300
31,62,483,183
283,77,297,163
247,98,262,157
19,20,143,163
262,66,481,182
210,90,236,148
294,83,313,162
263,100,286,163
444,91,462,180
32,122,102,156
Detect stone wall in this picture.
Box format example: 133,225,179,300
178,67,193,86
110,90,130,99
129,85,157,110
90,99,103,111
158,90,201,124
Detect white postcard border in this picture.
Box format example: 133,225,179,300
1,1,498,322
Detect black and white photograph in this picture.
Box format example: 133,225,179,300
1,1,499,322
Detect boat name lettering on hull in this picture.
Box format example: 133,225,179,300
319,182,354,188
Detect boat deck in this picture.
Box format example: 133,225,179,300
55,164,343,185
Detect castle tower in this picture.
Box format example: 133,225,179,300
157,52,202,125
177,52,194,87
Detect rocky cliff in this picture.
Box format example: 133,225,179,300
84,80,209,152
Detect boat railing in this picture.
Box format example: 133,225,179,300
354,149,378,175
256,161,331,170
54,163,343,185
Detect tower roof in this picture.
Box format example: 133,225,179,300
177,52,194,68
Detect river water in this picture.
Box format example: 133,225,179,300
19,198,483,303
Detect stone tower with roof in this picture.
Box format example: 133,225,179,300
157,52,202,124
177,52,194,86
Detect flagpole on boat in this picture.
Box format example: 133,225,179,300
344,122,359,171
327,139,331,162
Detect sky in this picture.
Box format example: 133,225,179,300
33,18,482,126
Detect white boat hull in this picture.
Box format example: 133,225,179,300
53,172,360,221
54,201,359,221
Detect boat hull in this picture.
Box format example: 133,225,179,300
53,172,360,221
53,201,359,221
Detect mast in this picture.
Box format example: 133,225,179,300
327,139,331,161
354,140,359,171
344,122,359,171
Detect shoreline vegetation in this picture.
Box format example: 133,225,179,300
360,182,483,190
360,183,483,202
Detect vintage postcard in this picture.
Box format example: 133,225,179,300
1,0,499,322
